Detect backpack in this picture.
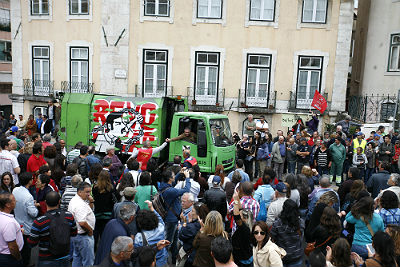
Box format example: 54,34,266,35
152,188,169,219
46,211,71,256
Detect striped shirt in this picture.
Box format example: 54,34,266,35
66,149,80,165
229,196,260,233
60,186,77,210
28,209,77,260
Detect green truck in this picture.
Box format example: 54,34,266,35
59,93,235,173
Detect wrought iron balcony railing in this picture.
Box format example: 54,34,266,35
23,79,54,97
134,85,173,98
238,89,277,111
61,81,94,94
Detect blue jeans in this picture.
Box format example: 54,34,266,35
317,166,329,175
72,235,94,267
287,161,296,174
38,257,70,267
165,221,178,264
351,243,368,260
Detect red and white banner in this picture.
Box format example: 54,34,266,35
311,90,328,114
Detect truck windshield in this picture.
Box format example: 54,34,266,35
210,119,233,147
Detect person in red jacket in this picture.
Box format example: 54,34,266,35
130,140,169,171
253,167,279,190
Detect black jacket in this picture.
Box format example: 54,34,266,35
203,187,227,219
41,119,52,134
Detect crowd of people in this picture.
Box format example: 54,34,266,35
0,110,399,267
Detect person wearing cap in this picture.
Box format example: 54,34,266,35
266,182,288,227
353,131,367,154
40,115,52,135
256,115,269,138
113,187,139,221
335,115,360,135
8,126,24,150
203,175,227,221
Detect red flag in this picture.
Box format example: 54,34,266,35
311,90,327,114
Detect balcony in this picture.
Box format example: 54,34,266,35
187,87,225,112
289,91,329,114
61,81,94,94
23,79,54,100
134,85,173,98
238,89,277,113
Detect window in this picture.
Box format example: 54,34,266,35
31,0,49,15
246,54,271,106
70,0,89,15
70,47,89,93
381,102,396,121
144,0,170,16
210,119,233,147
143,49,168,97
250,0,275,21
195,52,220,104
296,56,323,108
0,41,11,62
0,9,10,32
197,0,222,19
32,46,50,95
302,0,327,23
388,33,400,72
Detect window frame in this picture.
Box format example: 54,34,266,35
249,0,276,22
69,46,90,92
144,0,170,17
196,0,223,19
295,55,324,108
194,51,221,104
31,0,49,16
301,0,328,24
388,33,400,72
0,40,11,62
69,0,89,15
32,46,51,95
245,54,272,107
142,49,169,97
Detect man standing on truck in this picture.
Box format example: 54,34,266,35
130,140,169,171
166,127,197,143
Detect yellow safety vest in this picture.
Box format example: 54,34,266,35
353,138,367,153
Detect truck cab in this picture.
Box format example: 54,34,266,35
168,112,235,173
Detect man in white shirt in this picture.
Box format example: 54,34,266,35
0,139,20,185
16,115,26,131
266,182,288,227
175,170,200,201
68,182,95,267
256,115,269,138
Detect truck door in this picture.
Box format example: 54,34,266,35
196,120,210,170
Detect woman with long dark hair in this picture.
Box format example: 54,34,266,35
284,173,300,207
296,174,311,220
0,172,14,193
207,164,228,190
386,224,400,265
270,199,304,267
92,170,117,249
345,196,384,260
309,206,342,254
251,221,286,267
325,238,353,267
353,231,398,267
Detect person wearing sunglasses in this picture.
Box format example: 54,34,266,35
251,221,286,267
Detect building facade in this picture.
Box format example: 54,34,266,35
349,0,400,124
10,0,353,135
0,0,11,117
